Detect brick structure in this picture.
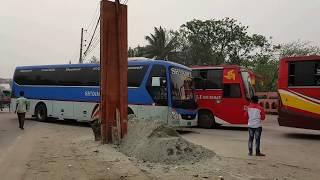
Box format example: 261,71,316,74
255,92,278,114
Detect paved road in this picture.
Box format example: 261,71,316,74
182,115,320,171
1,112,320,178
0,111,38,157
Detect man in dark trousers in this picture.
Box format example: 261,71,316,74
244,96,266,156
15,91,28,130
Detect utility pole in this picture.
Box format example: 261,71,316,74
100,0,128,144
79,28,84,64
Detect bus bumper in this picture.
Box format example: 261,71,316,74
179,118,198,127
279,108,320,130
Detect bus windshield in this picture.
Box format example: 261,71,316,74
241,71,255,99
170,67,196,109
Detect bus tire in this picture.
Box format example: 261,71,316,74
35,103,47,122
128,107,135,121
198,111,215,129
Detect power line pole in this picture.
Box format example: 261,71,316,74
79,28,84,64
83,17,100,59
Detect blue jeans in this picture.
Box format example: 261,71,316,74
248,127,262,153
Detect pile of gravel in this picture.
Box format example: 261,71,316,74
119,119,215,164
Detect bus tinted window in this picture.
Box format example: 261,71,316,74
14,67,100,86
288,61,320,86
192,69,223,89
14,70,37,85
223,84,241,98
128,65,148,87
147,65,168,106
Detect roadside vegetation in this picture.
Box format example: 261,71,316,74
126,18,320,92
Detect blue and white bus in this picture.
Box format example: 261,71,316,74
11,58,198,127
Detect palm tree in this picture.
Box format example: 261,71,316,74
144,26,177,60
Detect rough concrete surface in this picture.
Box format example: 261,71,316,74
1,112,320,180
120,119,215,164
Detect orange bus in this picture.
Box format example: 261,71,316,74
278,56,320,130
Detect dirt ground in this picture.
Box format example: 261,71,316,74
1,112,319,180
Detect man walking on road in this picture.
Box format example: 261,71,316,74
244,96,266,156
15,91,28,130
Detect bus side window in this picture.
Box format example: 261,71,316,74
128,66,148,87
288,62,295,86
147,65,168,106
192,69,223,90
289,61,319,86
223,84,241,98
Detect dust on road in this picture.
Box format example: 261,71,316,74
1,113,320,180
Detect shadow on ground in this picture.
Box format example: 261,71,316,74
284,133,320,140
27,118,90,127
179,125,248,134
216,125,248,131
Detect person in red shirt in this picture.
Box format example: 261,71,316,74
244,96,266,156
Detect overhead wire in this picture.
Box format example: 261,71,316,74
85,35,100,57
86,3,100,37
81,0,129,62
83,16,100,59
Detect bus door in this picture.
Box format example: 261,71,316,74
145,65,169,122
215,68,248,124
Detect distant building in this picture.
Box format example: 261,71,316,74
0,78,12,90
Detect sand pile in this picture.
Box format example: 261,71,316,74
119,119,215,164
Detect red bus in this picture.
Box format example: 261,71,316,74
192,65,255,128
278,56,320,130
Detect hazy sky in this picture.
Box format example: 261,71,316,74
1,0,320,78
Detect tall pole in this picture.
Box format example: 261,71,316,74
79,28,84,64
100,0,128,144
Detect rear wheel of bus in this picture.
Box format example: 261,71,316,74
35,103,47,121
198,110,216,129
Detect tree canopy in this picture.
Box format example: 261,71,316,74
278,40,320,57
143,26,178,59
174,18,271,66
128,18,320,92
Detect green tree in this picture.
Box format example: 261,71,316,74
175,18,271,66
278,40,320,57
128,46,146,57
252,54,278,92
144,26,178,59
88,56,99,64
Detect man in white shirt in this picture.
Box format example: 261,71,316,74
15,91,28,130
244,96,266,156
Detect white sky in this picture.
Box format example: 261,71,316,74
1,0,320,78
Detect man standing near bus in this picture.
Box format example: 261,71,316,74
15,91,28,130
244,96,266,156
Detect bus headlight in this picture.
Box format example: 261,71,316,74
171,110,180,120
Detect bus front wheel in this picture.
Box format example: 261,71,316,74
198,111,215,129
128,107,135,121
35,103,47,121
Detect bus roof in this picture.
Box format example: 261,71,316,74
280,55,320,62
191,64,243,70
15,59,191,71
